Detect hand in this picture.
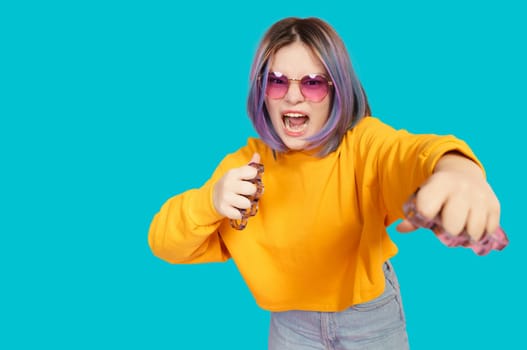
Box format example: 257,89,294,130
396,153,501,241
212,153,261,220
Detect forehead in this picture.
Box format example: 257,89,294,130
270,41,326,75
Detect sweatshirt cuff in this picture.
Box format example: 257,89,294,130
187,183,225,231
422,137,485,178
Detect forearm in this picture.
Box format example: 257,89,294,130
148,187,224,263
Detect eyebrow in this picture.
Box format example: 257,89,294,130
269,70,328,77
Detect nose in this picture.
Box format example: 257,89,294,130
284,80,305,104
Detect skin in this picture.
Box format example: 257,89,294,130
264,40,332,151
397,153,501,240
213,42,501,241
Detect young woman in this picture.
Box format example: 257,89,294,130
148,17,501,349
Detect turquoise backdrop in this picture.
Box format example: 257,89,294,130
1,0,525,348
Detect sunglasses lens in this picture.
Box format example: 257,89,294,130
265,72,331,101
300,75,329,102
266,73,289,99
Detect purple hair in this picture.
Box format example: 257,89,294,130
247,17,371,157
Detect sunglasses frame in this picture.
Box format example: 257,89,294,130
263,71,334,102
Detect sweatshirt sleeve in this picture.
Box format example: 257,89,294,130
353,117,483,225
148,162,231,264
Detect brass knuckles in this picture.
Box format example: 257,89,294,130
230,162,264,230
402,192,509,255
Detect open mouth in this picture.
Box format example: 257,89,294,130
282,112,309,136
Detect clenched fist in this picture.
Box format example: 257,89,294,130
212,153,261,220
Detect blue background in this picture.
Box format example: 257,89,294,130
1,0,525,348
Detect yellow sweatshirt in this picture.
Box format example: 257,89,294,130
148,117,481,312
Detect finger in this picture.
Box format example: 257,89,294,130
235,181,257,196
486,210,501,236
222,206,243,220
227,193,252,211
396,219,419,233
234,153,262,180
249,152,261,164
465,206,487,241
215,191,245,219
236,165,259,181
485,200,501,235
440,196,469,236
415,184,449,220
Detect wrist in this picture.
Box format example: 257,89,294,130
434,152,485,179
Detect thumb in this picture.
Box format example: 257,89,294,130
249,152,261,164
395,219,419,233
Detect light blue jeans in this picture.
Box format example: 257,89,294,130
268,261,409,349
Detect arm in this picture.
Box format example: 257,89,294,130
353,118,500,240
148,153,261,264
353,118,485,226
148,181,228,264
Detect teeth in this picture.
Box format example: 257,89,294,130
284,113,306,118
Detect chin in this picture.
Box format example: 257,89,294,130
283,139,309,151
